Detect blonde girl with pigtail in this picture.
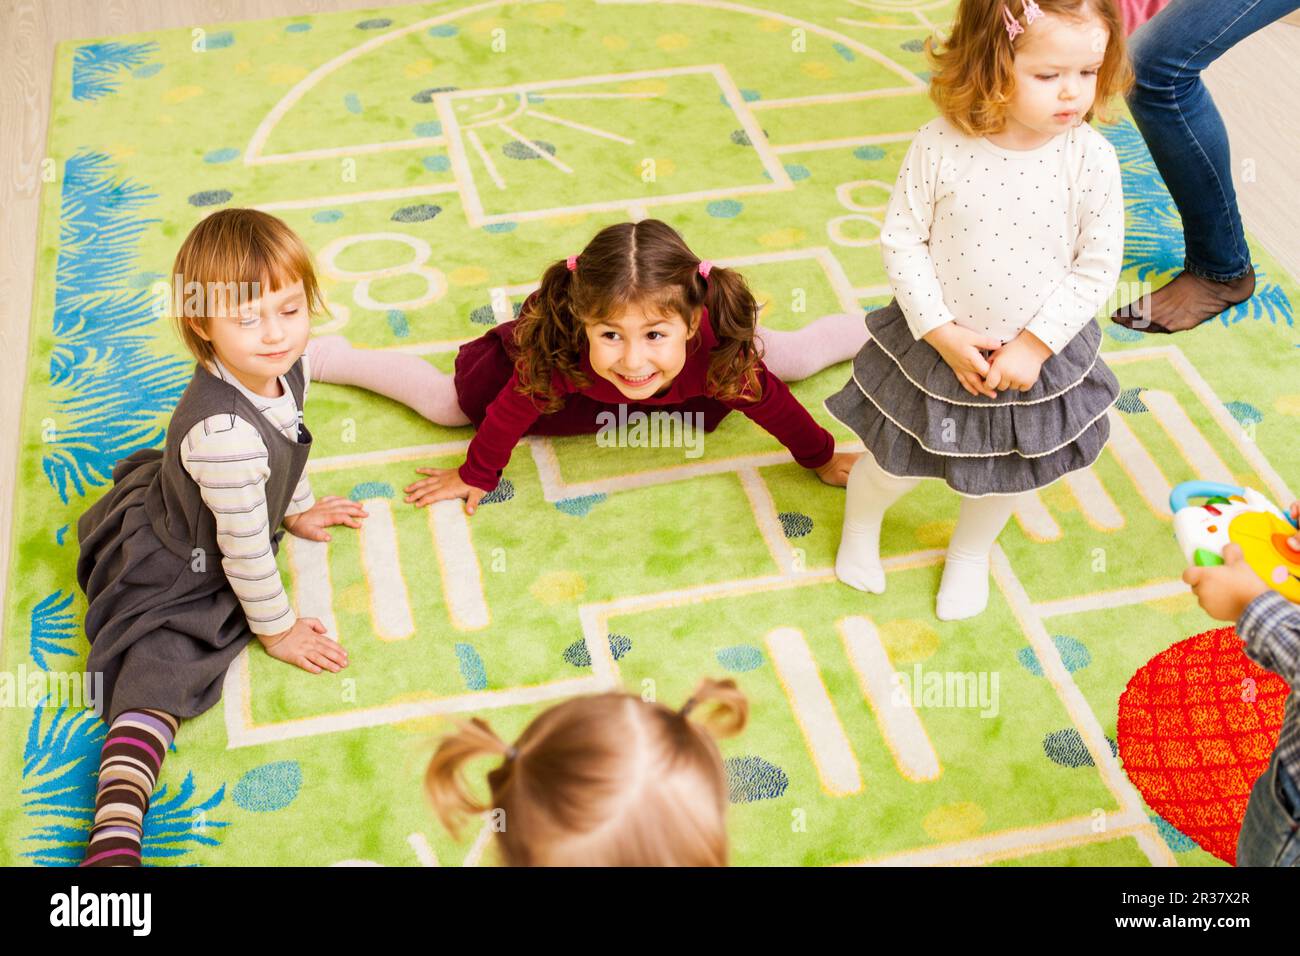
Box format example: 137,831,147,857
424,678,747,866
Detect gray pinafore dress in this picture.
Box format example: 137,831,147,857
824,300,1119,497
76,357,312,722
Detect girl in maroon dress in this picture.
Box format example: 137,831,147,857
308,218,866,511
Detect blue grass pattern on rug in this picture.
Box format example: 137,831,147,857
22,699,229,865
29,590,79,672
72,42,159,101
1102,118,1292,328
44,152,190,503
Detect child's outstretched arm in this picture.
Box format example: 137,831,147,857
404,373,545,513
181,415,348,675
725,367,857,486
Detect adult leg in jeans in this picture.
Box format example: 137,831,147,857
1112,0,1300,334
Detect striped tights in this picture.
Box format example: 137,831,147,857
81,709,178,867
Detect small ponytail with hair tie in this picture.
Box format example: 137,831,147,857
676,678,748,738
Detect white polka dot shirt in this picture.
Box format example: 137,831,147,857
880,114,1125,354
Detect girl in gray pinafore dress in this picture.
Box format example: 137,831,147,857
74,208,360,866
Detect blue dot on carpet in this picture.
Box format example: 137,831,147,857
1017,635,1091,676
562,633,632,667
1225,401,1262,427
483,222,516,234
344,92,362,114
784,164,811,181
284,22,312,33
349,481,394,500
853,145,886,161
707,200,742,218
555,493,606,517
503,140,556,160
312,209,343,224
422,155,450,172
387,310,410,337
726,756,788,803
1150,814,1198,853
188,190,232,207
356,18,393,29
456,643,487,690
778,511,813,538
232,761,302,812
133,63,163,79
413,120,443,137
428,25,459,37
716,645,764,672
205,31,235,49
1115,387,1148,414
391,204,441,222
1043,728,1116,768
203,147,239,164
480,479,515,505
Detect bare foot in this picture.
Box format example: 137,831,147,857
1111,267,1255,334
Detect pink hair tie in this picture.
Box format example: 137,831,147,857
698,259,713,280
566,255,578,272
1002,3,1024,41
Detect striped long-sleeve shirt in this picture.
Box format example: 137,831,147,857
1237,590,1300,794
179,354,315,636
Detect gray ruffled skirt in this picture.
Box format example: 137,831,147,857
824,300,1120,498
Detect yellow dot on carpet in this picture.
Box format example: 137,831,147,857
163,85,204,104
656,33,691,52
758,228,806,248
339,583,370,615
1275,394,1300,416
758,18,784,32
530,570,586,605
267,64,309,85
801,61,834,80
879,619,940,664
526,3,567,22
467,18,500,36
1150,591,1197,615
543,211,588,227
602,35,628,51
235,60,252,74
404,58,434,79
449,266,490,286
914,520,956,549
923,802,986,841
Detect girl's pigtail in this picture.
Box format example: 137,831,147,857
700,265,765,404
512,258,590,412
424,716,516,840
679,677,748,740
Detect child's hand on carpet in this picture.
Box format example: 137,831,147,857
1183,543,1271,623
404,466,488,514
984,330,1050,392
258,618,348,674
922,322,1003,398
283,496,369,542
815,451,860,487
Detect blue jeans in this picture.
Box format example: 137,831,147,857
1236,750,1300,866
1126,0,1300,281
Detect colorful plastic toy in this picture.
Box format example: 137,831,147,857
1170,481,1300,602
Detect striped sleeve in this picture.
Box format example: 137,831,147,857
180,414,296,636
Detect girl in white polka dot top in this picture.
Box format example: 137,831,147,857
826,0,1134,620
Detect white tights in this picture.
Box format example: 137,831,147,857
835,453,1021,620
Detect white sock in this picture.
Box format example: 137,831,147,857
836,455,920,593
935,493,1020,621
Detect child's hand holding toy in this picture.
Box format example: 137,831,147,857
1183,542,1273,623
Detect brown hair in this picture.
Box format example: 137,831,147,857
425,678,748,866
926,0,1133,136
169,208,328,362
511,219,765,413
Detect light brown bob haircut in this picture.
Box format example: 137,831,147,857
425,678,748,866
925,0,1134,136
169,208,328,363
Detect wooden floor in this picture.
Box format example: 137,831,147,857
2,1,1298,605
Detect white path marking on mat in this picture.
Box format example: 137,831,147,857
463,818,496,867
1066,465,1125,531
525,108,635,144
286,536,338,639
765,627,863,797
429,500,490,631
254,183,457,212
466,128,506,190
1102,407,1171,518
738,467,796,574
358,498,415,642
1012,490,1061,543
407,832,439,867
1033,578,1191,620
1142,389,1235,485
989,544,1175,866
597,0,926,89
307,441,471,473
837,616,940,782
850,809,1154,866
